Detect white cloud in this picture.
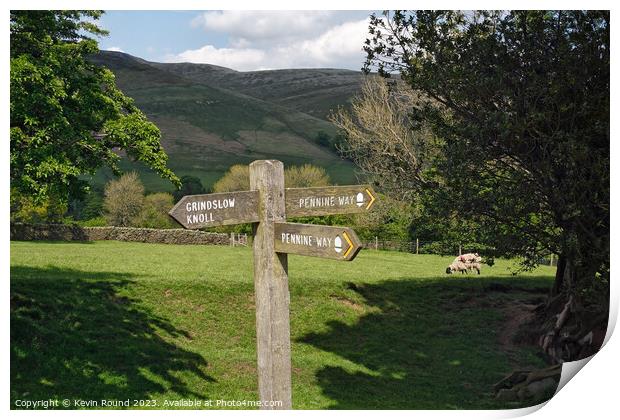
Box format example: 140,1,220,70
173,45,266,71
105,46,125,52
278,19,370,68
191,10,338,45
169,14,371,71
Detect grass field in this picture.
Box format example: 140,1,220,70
10,241,556,409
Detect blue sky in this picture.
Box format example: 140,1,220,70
96,10,375,71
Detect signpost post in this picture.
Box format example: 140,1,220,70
169,160,377,410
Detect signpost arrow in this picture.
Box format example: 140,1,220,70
285,185,377,217
169,190,259,229
274,222,363,261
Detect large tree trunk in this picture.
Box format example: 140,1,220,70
536,252,608,363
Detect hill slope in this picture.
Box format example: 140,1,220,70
148,61,363,120
89,52,362,191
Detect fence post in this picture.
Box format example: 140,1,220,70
550,254,554,267
458,244,462,256
375,236,378,250
249,160,292,409
416,238,419,254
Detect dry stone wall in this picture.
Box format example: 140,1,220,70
10,223,229,245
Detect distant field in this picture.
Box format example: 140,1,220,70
11,241,555,409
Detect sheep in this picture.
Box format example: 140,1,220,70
458,253,482,263
446,254,482,275
464,261,481,274
446,260,469,274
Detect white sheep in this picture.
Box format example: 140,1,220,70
446,260,469,274
446,254,482,274
464,261,481,274
458,253,482,263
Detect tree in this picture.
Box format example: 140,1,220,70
315,131,331,148
103,173,144,227
213,163,331,192
173,175,206,202
10,188,67,224
284,164,330,188
331,76,440,200
133,193,177,229
354,10,608,363
212,164,250,193
10,11,179,206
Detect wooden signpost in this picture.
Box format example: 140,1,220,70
274,223,362,261
169,160,377,409
169,190,259,229
285,185,376,217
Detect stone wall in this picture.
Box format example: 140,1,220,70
10,223,230,245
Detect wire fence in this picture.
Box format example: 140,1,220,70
361,237,559,267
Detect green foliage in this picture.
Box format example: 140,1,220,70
76,216,107,227
285,164,331,188
10,11,179,206
67,185,104,221
315,131,331,148
133,192,178,229
213,163,332,193
10,189,67,223
103,172,144,227
353,193,415,241
212,164,250,193
81,192,104,221
363,11,609,286
173,175,207,202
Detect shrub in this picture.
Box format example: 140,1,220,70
103,172,144,227
10,189,67,223
212,165,249,192
77,216,107,227
284,164,330,188
133,192,177,229
173,175,206,202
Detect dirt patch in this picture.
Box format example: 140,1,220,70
331,295,365,312
497,303,538,352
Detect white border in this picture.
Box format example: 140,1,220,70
3,2,618,419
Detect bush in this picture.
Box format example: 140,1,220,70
82,191,104,220
212,165,249,192
103,172,144,227
133,192,177,229
173,175,206,202
77,217,107,227
213,163,331,193
10,189,67,223
285,164,330,188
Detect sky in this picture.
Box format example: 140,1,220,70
97,10,375,71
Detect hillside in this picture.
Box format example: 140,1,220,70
89,52,362,191
148,62,363,120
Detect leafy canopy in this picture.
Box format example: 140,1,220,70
10,11,180,203
362,11,609,277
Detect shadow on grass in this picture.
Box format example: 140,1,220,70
11,265,213,407
299,276,553,409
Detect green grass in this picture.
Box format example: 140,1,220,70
11,241,556,409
